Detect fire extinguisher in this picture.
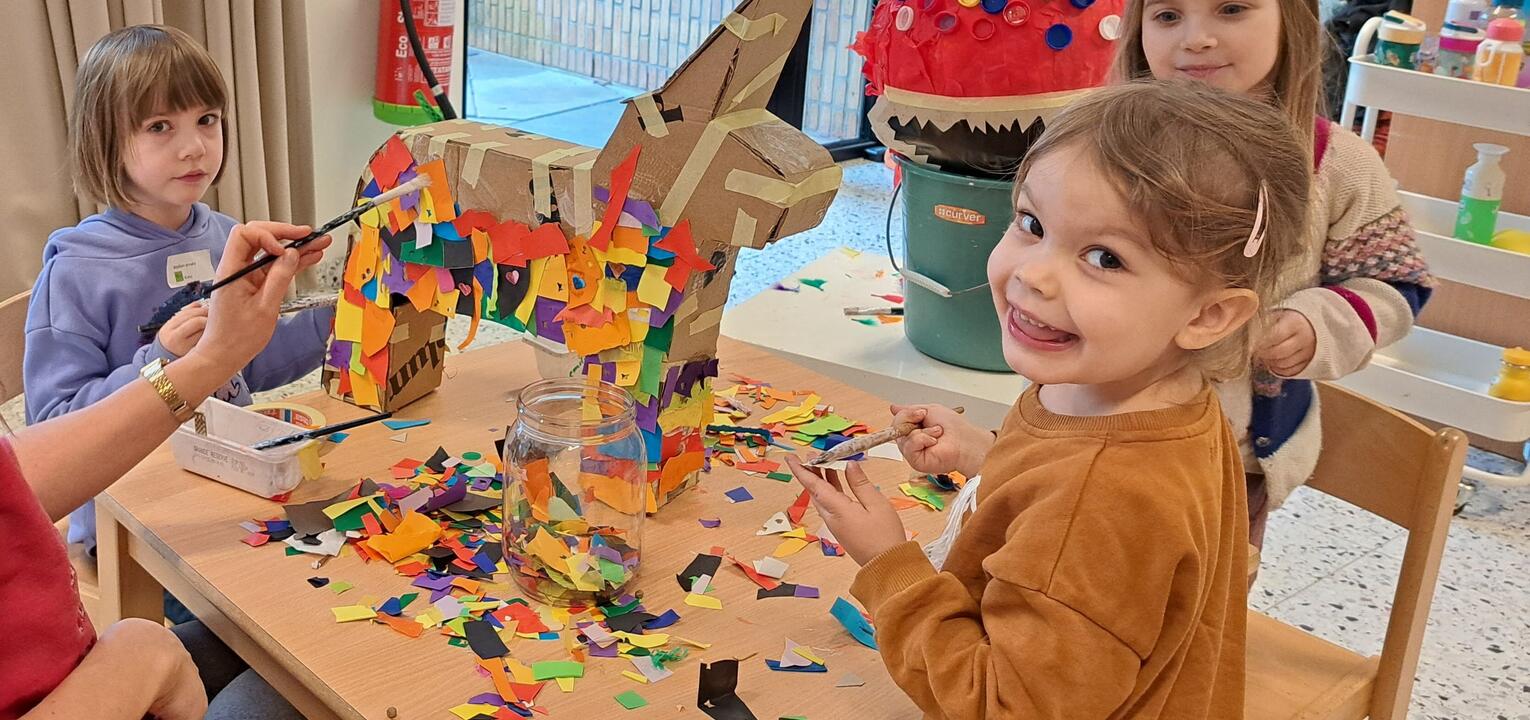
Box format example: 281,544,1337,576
374,0,457,125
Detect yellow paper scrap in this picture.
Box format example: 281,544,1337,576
450,704,501,720
793,645,826,665
556,677,576,693
760,394,820,425
331,605,377,623
506,659,536,684
323,495,381,520
622,670,650,684
334,298,364,343
616,632,670,649
636,263,672,308
773,538,810,558
685,593,723,610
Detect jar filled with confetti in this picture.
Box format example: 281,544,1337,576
503,378,646,606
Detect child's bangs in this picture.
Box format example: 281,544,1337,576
124,37,227,125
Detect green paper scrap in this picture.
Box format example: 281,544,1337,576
902,483,946,511
645,317,675,354
598,558,628,585
332,502,377,533
766,471,794,482
795,414,852,436
397,592,419,610
854,318,878,326
532,661,586,680
800,278,827,290
615,690,649,710
284,547,302,556
639,344,665,398
448,637,467,648
330,581,354,595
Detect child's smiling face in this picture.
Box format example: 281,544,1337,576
987,143,1226,390
1140,0,1283,95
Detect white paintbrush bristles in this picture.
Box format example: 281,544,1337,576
368,173,433,207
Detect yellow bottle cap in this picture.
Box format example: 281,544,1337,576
1504,347,1530,366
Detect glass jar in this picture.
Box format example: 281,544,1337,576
1488,347,1530,402
502,378,646,606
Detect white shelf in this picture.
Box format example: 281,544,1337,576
1340,327,1530,443
1399,191,1530,298
1344,56,1530,137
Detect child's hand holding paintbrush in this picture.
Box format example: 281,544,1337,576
806,404,991,477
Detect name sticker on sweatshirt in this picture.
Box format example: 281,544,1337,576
166,250,215,288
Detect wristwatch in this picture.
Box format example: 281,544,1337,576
141,357,194,422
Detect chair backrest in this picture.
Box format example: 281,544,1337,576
1307,382,1467,720
0,290,28,405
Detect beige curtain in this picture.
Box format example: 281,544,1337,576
0,0,316,298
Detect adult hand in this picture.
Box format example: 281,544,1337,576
190,222,329,376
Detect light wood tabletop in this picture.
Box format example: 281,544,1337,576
96,337,951,720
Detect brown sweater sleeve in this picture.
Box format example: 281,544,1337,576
851,541,1141,719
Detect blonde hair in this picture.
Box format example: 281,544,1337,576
69,25,228,208
1016,80,1310,381
1110,0,1323,157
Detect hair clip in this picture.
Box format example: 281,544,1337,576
1242,183,1269,258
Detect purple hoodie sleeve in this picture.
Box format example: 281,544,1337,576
241,304,336,392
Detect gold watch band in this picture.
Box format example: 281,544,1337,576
141,358,194,422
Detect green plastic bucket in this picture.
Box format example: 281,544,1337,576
891,157,1014,373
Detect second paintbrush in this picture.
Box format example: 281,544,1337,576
805,406,965,466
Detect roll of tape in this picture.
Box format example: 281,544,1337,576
249,402,327,430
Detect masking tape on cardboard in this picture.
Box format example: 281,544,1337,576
730,209,760,247
658,108,774,226
880,85,1086,115
690,305,724,333
723,11,787,40
461,141,508,187
532,147,598,218
570,157,596,235
724,50,791,112
724,166,841,208
390,322,411,343
632,93,670,138
675,291,701,322
427,132,471,160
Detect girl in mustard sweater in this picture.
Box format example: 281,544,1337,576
786,81,1310,719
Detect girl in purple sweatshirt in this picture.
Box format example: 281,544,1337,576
24,25,333,549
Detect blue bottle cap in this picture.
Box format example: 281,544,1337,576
1070,0,1096,8
982,0,1008,12
1046,22,1073,49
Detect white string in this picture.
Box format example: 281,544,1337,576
923,475,982,570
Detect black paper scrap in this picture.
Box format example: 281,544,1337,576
676,553,723,593
463,619,509,660
698,659,756,720
604,611,658,634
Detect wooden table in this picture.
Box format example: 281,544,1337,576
96,338,945,719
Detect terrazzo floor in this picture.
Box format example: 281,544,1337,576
4,160,1526,718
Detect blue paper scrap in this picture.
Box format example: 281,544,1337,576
831,597,877,649
382,418,432,430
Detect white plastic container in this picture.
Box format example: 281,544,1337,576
169,398,323,498
1453,143,1509,244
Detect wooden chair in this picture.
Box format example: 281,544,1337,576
0,290,103,628
1245,382,1466,720
0,290,25,405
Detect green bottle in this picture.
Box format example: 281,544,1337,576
1454,143,1509,245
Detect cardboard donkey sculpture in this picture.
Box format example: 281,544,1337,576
323,0,840,513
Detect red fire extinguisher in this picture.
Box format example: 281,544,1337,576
374,0,456,125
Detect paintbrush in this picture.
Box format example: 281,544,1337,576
251,411,393,451
805,406,964,466
137,174,432,335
